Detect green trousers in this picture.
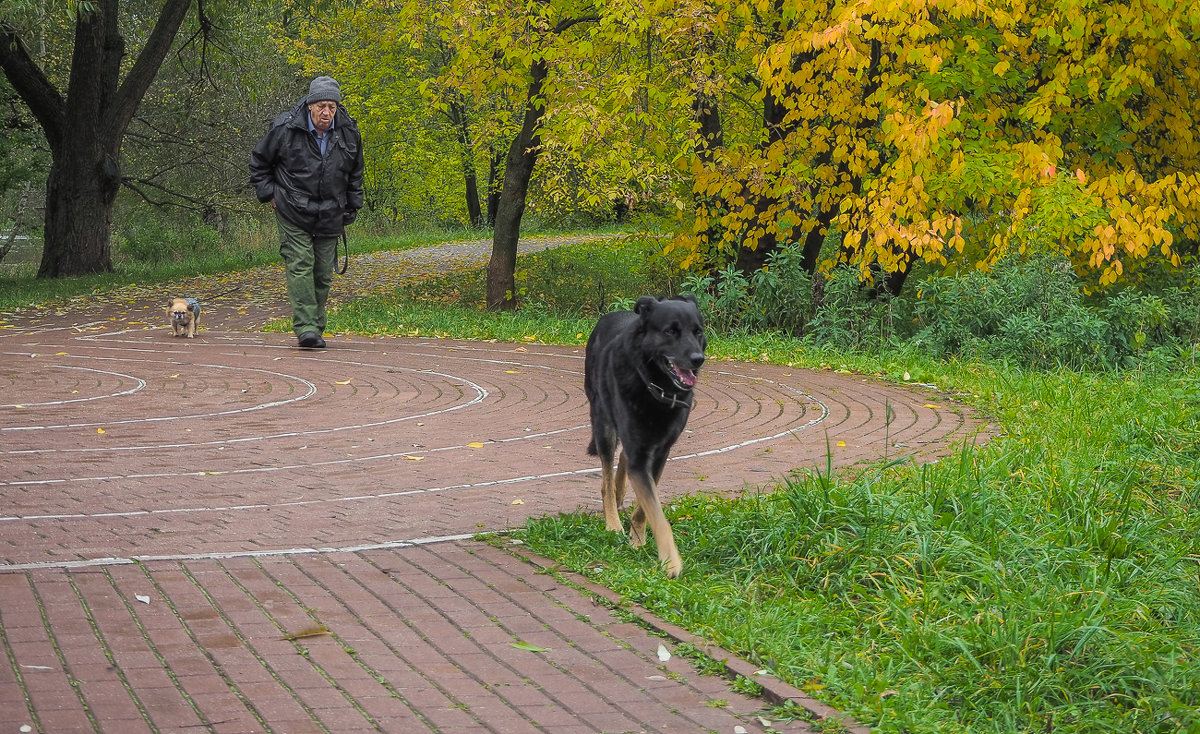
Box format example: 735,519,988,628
276,212,338,336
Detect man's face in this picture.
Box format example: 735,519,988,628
308,101,337,133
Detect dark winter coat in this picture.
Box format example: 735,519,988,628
249,99,365,237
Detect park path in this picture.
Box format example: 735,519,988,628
0,235,992,732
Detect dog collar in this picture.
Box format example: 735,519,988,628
637,363,692,409
647,381,691,409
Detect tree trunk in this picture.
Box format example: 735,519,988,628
40,146,121,276
486,58,548,310
0,0,193,278
734,86,788,274
691,88,724,254
449,99,483,227
486,149,502,227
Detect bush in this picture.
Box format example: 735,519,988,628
114,212,223,266
804,266,905,351
908,255,1195,370
745,244,814,335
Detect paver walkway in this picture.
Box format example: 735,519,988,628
1,236,994,733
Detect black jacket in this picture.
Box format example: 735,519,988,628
249,98,365,236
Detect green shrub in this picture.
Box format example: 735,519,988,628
682,265,750,333
906,255,1200,370
115,213,223,266
804,267,904,352
745,243,815,335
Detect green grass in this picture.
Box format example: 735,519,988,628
517,360,1200,732
4,227,1197,731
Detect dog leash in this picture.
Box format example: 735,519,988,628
337,231,349,275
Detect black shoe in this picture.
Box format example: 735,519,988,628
298,331,325,349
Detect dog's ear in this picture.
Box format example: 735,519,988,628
678,294,698,307
634,296,659,315
187,302,197,313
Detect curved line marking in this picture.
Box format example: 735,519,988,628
0,365,147,408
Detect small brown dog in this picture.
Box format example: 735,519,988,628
167,297,200,338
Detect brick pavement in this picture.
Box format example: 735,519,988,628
0,240,993,732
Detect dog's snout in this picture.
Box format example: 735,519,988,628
690,352,705,368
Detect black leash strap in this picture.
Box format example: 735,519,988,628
337,231,349,275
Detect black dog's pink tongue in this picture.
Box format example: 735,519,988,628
674,365,697,387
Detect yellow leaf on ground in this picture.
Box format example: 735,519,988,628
97,428,106,434
467,442,485,449
281,625,329,640
836,440,845,446
335,379,353,385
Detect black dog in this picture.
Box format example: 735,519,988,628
584,295,706,578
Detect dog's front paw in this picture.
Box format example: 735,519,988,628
663,556,683,578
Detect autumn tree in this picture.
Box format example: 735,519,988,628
118,3,301,231
0,0,196,277
673,0,1199,294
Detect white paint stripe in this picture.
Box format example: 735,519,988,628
2,362,319,431
0,365,147,408
0,533,480,571
0,400,827,521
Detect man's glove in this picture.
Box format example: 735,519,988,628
343,209,358,225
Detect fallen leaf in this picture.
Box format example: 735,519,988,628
513,347,527,352
646,675,667,681
504,370,520,374
403,455,424,461
924,403,941,409
836,440,845,447
20,665,54,671
97,428,105,434
467,442,485,448
510,641,549,652
335,378,353,385
281,624,329,640
511,499,524,505
56,352,68,356
135,595,151,605
657,644,671,662
735,727,748,734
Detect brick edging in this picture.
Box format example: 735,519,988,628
502,542,871,734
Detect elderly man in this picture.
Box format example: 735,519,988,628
250,76,365,349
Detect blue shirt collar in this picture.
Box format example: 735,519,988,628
307,113,336,135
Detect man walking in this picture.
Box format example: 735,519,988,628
250,76,364,349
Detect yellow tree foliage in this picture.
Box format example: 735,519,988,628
675,0,1200,289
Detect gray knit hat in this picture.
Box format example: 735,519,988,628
306,76,342,105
